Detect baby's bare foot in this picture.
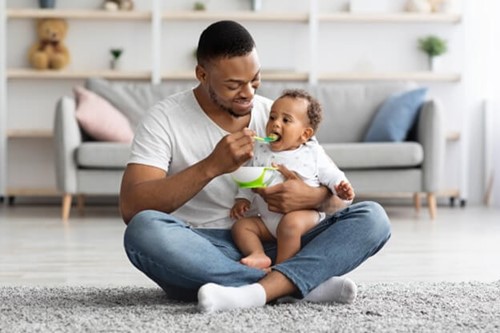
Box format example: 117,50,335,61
240,254,272,270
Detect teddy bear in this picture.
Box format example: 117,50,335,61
103,0,134,11
28,18,70,70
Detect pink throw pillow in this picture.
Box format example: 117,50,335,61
74,86,134,143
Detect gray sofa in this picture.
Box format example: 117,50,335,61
54,79,444,220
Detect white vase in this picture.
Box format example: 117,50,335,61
428,56,434,71
429,56,443,72
110,58,121,70
251,0,262,11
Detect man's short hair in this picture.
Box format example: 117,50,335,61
197,20,256,66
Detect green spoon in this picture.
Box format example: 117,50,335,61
254,134,278,143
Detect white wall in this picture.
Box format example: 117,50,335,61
485,100,500,207
5,0,495,205
462,0,500,206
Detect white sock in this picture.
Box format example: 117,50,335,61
198,283,267,313
303,276,357,304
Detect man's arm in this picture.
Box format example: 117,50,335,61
120,161,214,224
120,129,255,224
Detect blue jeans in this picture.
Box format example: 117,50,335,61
124,201,391,301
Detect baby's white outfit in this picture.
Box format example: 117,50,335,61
236,140,349,237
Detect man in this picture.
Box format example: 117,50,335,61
120,20,391,313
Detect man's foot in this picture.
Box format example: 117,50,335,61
304,276,357,304
240,253,272,270
198,283,266,313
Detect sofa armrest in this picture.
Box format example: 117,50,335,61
53,96,81,194
417,99,445,192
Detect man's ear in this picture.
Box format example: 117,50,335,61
195,64,207,83
301,127,314,142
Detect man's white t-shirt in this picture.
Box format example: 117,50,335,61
128,89,272,229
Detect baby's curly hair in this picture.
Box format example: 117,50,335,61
279,89,322,132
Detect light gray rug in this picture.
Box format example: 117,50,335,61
1,281,499,332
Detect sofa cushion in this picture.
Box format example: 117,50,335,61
76,142,130,169
363,87,427,142
314,82,417,143
85,78,196,129
74,86,134,144
321,142,424,169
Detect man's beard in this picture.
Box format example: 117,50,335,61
208,86,252,118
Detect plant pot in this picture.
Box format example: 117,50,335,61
428,56,443,72
110,58,121,70
251,0,262,11
427,57,436,72
39,0,56,8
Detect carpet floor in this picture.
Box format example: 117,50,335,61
1,281,499,332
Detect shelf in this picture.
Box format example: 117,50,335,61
163,11,309,22
6,69,460,83
162,70,309,81
318,72,461,82
6,9,461,24
6,9,151,20
261,71,309,81
319,12,462,23
7,129,459,141
436,188,461,198
7,68,151,80
7,129,457,141
355,189,460,199
7,129,53,139
6,187,60,197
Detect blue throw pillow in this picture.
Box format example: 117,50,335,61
363,87,428,142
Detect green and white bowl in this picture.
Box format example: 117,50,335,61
231,166,277,188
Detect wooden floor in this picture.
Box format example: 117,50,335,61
0,203,499,287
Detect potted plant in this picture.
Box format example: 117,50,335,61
110,48,123,70
39,0,56,8
193,2,206,11
418,35,447,71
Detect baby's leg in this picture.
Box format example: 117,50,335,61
276,210,321,264
232,217,274,270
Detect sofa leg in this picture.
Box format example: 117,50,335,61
62,194,72,221
427,192,437,220
413,192,421,214
77,194,85,216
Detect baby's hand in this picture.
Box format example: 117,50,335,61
230,199,251,220
335,181,355,201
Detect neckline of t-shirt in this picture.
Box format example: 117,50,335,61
188,89,260,135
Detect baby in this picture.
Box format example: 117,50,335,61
230,89,355,270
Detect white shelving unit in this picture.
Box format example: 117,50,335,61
0,0,463,199
0,0,7,201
